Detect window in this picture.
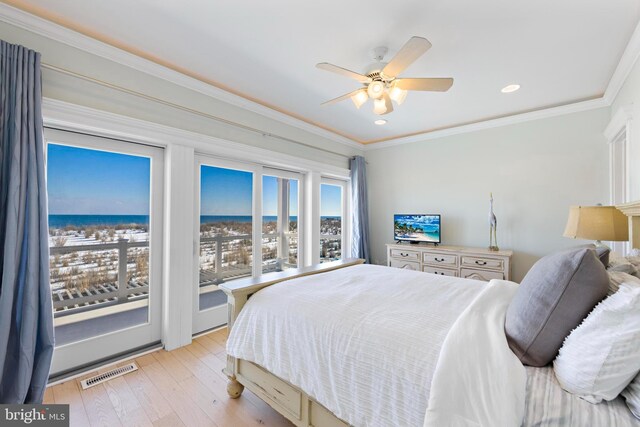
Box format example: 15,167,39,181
320,180,346,263
262,172,300,273
198,164,253,312
45,129,163,375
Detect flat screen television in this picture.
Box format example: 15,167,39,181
394,214,441,244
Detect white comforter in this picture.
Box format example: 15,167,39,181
226,264,523,426
425,279,526,427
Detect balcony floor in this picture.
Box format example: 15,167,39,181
55,291,227,346
55,306,149,347
44,328,293,427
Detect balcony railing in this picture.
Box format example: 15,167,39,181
50,232,306,318
50,238,149,317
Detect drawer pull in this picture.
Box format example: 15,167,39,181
475,260,487,266
435,258,445,262
401,253,409,257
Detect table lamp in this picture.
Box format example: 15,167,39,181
563,205,629,246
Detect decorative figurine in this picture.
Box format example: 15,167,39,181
489,193,499,251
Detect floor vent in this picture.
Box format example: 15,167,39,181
80,362,139,390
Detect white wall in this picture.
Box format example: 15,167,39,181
365,108,611,281
0,20,362,168
611,53,640,199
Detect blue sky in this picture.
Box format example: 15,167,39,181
321,183,342,217
47,145,342,217
201,166,342,216
47,144,150,215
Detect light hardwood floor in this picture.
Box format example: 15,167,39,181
43,328,294,427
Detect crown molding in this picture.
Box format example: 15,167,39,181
2,2,640,151
604,19,640,105
364,97,609,150
0,2,362,150
42,98,351,179
604,104,634,141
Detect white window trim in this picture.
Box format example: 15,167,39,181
262,168,305,270
605,104,633,255
320,177,351,264
192,155,261,334
41,99,352,350
44,128,166,371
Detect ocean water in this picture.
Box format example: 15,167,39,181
49,215,150,228
49,214,339,228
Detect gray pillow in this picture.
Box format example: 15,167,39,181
569,243,610,267
595,246,611,267
505,248,609,367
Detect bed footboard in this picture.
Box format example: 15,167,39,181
219,258,363,425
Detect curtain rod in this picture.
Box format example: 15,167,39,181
41,62,353,159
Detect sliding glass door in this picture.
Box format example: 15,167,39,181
45,129,164,376
193,158,308,333
194,157,258,334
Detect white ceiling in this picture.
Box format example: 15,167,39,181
10,0,640,144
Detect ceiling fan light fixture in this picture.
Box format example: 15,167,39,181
389,86,408,105
350,90,368,109
367,80,385,99
373,98,388,115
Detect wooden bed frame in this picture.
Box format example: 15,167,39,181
220,202,640,427
220,258,363,427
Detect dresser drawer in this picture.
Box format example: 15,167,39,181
423,266,458,277
389,259,420,271
461,256,504,270
238,360,301,419
460,268,504,281
389,248,420,261
423,252,458,267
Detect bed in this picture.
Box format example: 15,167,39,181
219,202,640,427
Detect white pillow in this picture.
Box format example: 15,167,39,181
607,257,638,275
608,271,640,295
553,282,640,403
622,373,640,419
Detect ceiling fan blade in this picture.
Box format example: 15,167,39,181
316,62,371,83
395,77,454,92
321,88,367,106
382,36,432,77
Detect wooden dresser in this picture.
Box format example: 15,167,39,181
386,243,513,281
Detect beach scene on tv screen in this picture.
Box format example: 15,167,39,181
394,215,440,242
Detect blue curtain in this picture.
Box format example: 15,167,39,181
350,156,370,263
0,41,54,403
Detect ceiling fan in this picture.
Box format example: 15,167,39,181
317,36,453,115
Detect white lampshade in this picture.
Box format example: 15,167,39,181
350,90,368,109
389,86,407,105
373,98,388,115
367,81,385,99
563,205,629,242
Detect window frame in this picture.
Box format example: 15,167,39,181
193,155,261,333
320,177,350,263
262,167,305,272
43,99,353,350
44,128,165,376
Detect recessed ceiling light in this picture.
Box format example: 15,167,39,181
374,119,387,125
501,84,520,93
